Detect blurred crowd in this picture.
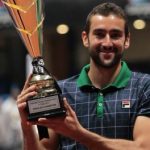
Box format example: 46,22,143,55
0,84,23,150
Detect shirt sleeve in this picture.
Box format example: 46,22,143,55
137,79,150,117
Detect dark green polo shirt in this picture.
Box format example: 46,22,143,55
77,61,131,117
58,61,150,149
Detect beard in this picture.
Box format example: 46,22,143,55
89,47,123,68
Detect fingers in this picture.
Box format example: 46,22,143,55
63,97,75,117
17,78,37,123
16,75,39,126
20,90,36,102
20,85,37,98
18,74,35,103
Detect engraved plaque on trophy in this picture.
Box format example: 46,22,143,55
2,0,66,121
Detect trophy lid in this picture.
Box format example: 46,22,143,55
32,56,44,66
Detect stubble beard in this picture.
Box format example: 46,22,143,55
89,48,123,68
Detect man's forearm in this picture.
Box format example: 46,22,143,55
75,127,141,150
21,123,43,150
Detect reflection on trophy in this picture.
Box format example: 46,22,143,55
2,0,66,121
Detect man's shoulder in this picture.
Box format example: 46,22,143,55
57,75,79,89
131,71,150,86
131,71,150,79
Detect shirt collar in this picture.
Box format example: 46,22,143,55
77,61,131,90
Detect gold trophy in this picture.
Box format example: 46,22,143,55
2,0,66,121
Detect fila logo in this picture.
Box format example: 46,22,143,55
122,100,130,108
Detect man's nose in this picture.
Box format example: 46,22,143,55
103,34,113,45
101,35,113,50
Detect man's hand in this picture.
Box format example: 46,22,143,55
17,75,37,126
37,98,84,140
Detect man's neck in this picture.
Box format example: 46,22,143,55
88,61,121,89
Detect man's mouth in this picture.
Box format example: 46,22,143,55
102,52,114,59
98,46,118,53
100,50,114,53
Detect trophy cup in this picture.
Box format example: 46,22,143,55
2,0,66,138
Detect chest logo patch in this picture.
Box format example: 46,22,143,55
122,100,130,108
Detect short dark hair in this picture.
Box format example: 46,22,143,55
84,3,129,38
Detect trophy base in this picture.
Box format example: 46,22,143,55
27,94,66,121
28,109,66,121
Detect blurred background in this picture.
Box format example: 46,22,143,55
0,0,150,96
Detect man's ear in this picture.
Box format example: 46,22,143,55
81,31,89,47
124,33,130,49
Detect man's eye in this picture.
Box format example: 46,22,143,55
111,33,122,39
95,33,105,38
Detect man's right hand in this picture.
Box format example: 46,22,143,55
17,75,37,126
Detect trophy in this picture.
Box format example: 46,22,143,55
2,0,66,121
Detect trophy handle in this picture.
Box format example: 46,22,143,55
37,125,49,140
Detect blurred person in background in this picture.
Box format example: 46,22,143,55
17,2,150,150
0,84,23,150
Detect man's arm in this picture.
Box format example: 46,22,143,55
17,76,59,150
21,124,42,150
38,99,150,150
74,116,150,150
21,124,59,150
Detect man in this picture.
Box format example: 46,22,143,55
17,2,150,150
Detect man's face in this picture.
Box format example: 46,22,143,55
82,14,130,68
